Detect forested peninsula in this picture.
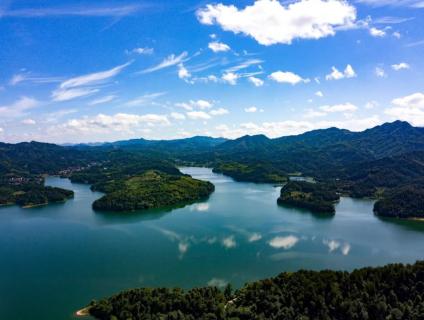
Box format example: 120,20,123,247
84,261,424,320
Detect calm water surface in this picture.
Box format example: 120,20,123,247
1,167,423,319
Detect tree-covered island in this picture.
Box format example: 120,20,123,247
83,261,424,320
278,181,340,214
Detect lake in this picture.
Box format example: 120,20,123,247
1,167,423,320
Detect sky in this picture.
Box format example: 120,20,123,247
0,0,424,143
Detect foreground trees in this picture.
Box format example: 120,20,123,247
86,261,424,320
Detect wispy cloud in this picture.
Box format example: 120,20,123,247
0,4,146,18
138,52,188,74
52,62,131,102
10,73,63,86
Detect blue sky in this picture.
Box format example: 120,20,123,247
0,0,424,143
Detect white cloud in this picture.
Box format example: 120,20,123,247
269,235,299,249
248,76,264,87
139,52,188,74
187,111,211,120
320,103,358,113
0,128,3,133
207,278,228,288
88,95,117,106
392,31,401,39
0,4,144,18
208,41,231,52
369,27,386,37
176,100,214,111
315,91,324,97
269,71,309,85
341,243,351,255
365,101,379,109
178,242,189,255
21,118,36,125
385,92,424,126
0,96,39,118
248,233,262,242
191,203,210,211
178,63,191,80
170,112,186,120
392,62,410,71
52,88,99,102
222,236,236,249
222,72,238,85
60,62,130,90
52,62,130,102
323,239,340,252
356,0,424,8
375,67,386,78
197,0,356,46
215,116,382,139
125,92,166,107
57,113,170,134
131,47,154,55
326,64,356,80
210,108,229,116
244,106,258,113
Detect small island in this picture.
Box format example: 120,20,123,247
278,181,340,214
374,186,424,220
83,261,424,320
92,170,214,212
0,175,74,208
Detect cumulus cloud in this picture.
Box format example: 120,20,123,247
208,41,231,52
315,91,324,97
269,71,309,85
323,239,351,255
222,72,239,85
326,64,356,80
248,233,262,242
56,113,170,135
269,235,299,249
170,112,186,120
197,0,356,45
178,63,191,79
176,100,214,111
139,52,188,74
248,76,264,87
369,27,386,37
191,203,210,212
385,92,424,126
215,116,382,139
187,111,211,120
392,62,410,71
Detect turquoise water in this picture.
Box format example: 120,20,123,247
1,167,423,319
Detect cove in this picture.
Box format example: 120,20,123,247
0,167,423,320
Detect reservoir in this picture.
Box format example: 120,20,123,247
1,167,423,319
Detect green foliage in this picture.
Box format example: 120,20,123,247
374,185,424,219
87,261,424,320
92,170,214,212
278,181,340,214
213,162,287,183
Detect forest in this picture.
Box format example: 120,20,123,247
86,261,424,320
278,181,340,214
